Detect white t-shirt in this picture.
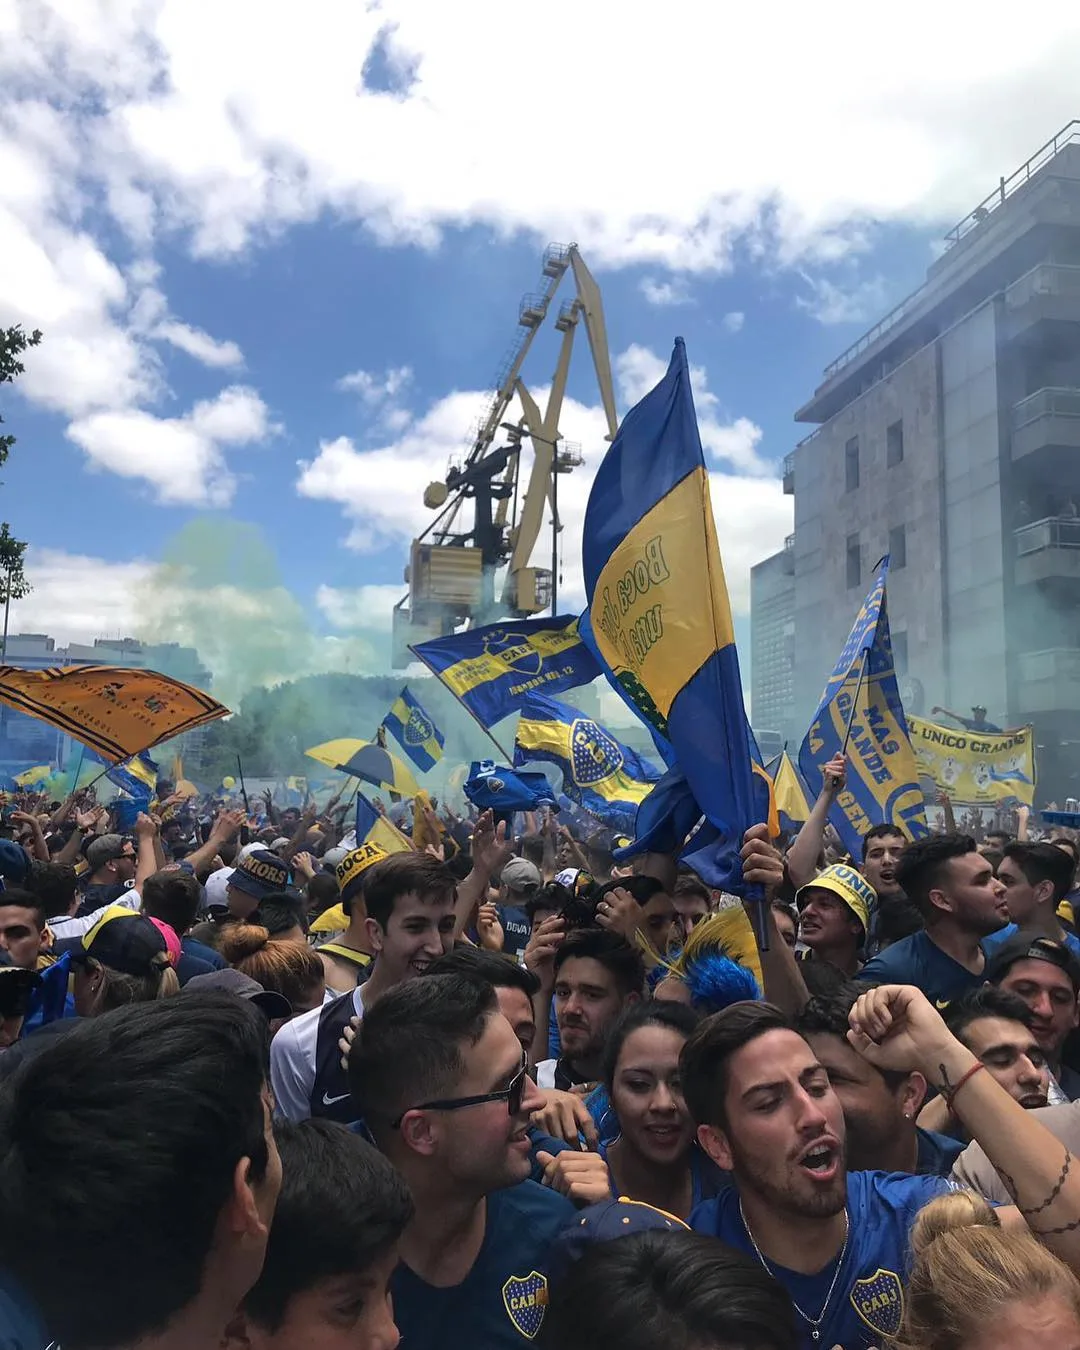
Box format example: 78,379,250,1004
270,983,366,1122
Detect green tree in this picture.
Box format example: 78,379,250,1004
0,323,42,609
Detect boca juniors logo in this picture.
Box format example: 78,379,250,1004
570,719,624,787
502,1270,548,1339
403,708,435,747
850,1267,903,1338
483,629,543,678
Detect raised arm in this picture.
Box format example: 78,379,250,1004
785,753,846,889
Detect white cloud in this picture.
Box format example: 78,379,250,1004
67,386,275,505
796,272,891,326
316,584,406,632
337,365,413,404
8,549,155,646
298,344,789,615
640,277,692,307
6,3,1079,275
155,320,244,368
722,311,745,333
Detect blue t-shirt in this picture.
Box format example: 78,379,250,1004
529,1132,728,1211
181,935,227,970
0,1269,50,1349
499,906,531,961
690,1170,954,1349
916,1127,965,1177
391,1182,575,1349
983,923,1080,964
859,930,996,1007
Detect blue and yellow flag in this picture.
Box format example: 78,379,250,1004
514,693,661,832
411,615,600,728
581,338,770,895
85,747,159,801
772,751,811,830
383,687,445,772
355,791,413,854
798,557,928,857
14,764,52,788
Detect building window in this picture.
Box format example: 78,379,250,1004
887,419,904,467
892,629,908,675
846,533,861,588
845,436,860,491
889,524,907,569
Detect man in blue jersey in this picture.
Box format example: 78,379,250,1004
858,833,1009,1006
683,985,1080,1349
986,841,1080,960
349,973,575,1349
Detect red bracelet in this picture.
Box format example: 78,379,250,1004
946,1060,987,1110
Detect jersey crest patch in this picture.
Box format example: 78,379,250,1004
502,1270,548,1339
851,1266,904,1338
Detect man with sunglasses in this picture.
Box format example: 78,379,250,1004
349,973,575,1348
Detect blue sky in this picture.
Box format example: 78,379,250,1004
3,2,1078,709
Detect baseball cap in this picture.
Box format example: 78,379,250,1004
183,967,292,1019
322,846,350,870
85,834,131,870
228,849,291,901
555,867,581,888
335,842,389,908
203,866,234,913
0,839,29,885
501,857,542,895
71,906,175,977
987,935,1080,994
550,1197,688,1278
796,863,875,937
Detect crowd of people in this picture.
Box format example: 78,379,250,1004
2,759,1080,1350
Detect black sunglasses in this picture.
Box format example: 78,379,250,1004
392,1051,530,1129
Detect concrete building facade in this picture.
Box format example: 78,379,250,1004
750,542,797,748
778,123,1080,801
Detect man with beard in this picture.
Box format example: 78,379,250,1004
684,987,1080,1349
988,936,1080,1101
858,834,1009,1006
349,973,574,1348
536,929,645,1089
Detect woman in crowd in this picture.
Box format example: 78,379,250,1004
219,923,326,1016
899,1190,1080,1350
537,1001,726,1219
70,907,181,1016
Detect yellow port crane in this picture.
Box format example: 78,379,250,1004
391,243,619,667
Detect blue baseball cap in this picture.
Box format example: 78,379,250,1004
0,840,29,885
549,1197,688,1280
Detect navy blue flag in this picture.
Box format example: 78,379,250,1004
464,761,557,824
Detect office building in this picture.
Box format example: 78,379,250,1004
780,122,1080,799
750,540,797,748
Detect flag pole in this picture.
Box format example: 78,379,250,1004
408,645,515,762
236,755,251,815
840,650,870,755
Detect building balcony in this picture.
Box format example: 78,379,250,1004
1005,263,1080,332
1014,516,1080,585
1011,387,1080,463
782,452,794,495
1016,647,1080,715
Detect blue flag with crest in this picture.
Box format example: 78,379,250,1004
798,556,928,857
383,687,445,772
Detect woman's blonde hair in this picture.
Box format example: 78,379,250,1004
85,958,180,1014
897,1191,1080,1350
218,924,324,1010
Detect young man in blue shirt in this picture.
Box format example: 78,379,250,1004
683,985,1080,1349
349,972,575,1349
986,841,1080,961
858,833,1010,1006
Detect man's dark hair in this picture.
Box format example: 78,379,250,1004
680,1001,791,1129
895,833,978,917
427,944,540,998
602,1000,700,1089
875,896,925,946
944,985,1037,1045
0,993,271,1350
984,830,1012,848
526,881,571,925
599,875,663,905
243,1119,412,1331
0,887,46,930
140,868,203,934
541,1229,797,1350
305,871,341,919
674,874,712,904
552,929,646,1000
349,974,495,1134
258,892,308,937
24,862,78,919
364,853,456,931
861,823,907,861
1003,841,1076,907
520,833,545,868
1052,837,1080,865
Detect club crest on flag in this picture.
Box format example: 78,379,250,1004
404,708,435,746
502,1270,548,1339
850,1267,904,1338
483,630,543,677
570,718,624,786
